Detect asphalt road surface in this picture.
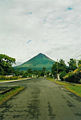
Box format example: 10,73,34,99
0,78,81,120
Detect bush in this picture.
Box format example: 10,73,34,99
0,76,19,80
64,66,81,83
60,71,67,81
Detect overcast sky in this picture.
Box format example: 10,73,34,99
0,0,81,64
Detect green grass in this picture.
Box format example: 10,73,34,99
47,77,71,86
0,78,28,82
0,86,24,105
47,77,81,97
66,85,81,97
0,75,19,80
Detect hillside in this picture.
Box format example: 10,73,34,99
15,53,54,71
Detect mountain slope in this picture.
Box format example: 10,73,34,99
15,53,54,71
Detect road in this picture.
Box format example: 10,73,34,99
0,78,81,120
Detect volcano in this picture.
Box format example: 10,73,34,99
15,53,54,71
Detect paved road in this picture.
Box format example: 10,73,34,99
0,78,81,120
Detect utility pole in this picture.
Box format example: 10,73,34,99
57,59,58,80
57,59,58,74
57,59,60,80
76,60,79,68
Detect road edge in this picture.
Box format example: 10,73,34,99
47,77,81,98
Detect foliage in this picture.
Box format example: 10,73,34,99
58,59,67,73
52,62,58,78
60,71,67,81
52,59,67,79
68,58,77,71
78,60,81,66
40,67,46,76
64,65,81,83
51,58,81,82
0,75,19,80
0,54,15,75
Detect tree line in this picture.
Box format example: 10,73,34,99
52,59,81,83
0,54,81,83
0,54,15,75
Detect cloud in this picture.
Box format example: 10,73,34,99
0,0,81,63
67,7,73,11
27,40,32,44
24,12,32,15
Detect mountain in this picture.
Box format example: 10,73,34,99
15,53,54,71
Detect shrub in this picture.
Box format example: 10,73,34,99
60,71,67,81
64,66,81,83
0,76,19,80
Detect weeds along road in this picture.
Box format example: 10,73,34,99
0,78,81,120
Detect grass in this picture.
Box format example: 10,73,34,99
0,86,24,105
0,78,28,82
47,77,81,97
65,86,81,97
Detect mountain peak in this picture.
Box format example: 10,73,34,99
15,53,55,71
37,53,45,57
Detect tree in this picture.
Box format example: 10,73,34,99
68,59,77,71
0,66,4,75
52,62,58,78
78,60,81,66
41,67,46,76
58,59,67,73
33,70,41,77
52,59,67,79
0,54,15,75
27,69,32,74
64,65,81,83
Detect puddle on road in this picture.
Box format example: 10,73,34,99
48,102,56,120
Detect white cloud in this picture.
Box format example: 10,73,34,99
0,0,81,63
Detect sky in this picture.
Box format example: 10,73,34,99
0,0,81,65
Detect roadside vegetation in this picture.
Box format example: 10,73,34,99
0,54,30,81
0,54,15,75
0,53,81,84
0,53,81,102
47,78,81,97
64,64,81,83
0,86,24,105
51,59,81,83
0,76,19,80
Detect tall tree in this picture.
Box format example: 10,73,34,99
52,59,67,79
58,59,67,73
0,54,15,75
68,58,77,71
78,60,81,66
41,67,46,76
52,62,58,78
